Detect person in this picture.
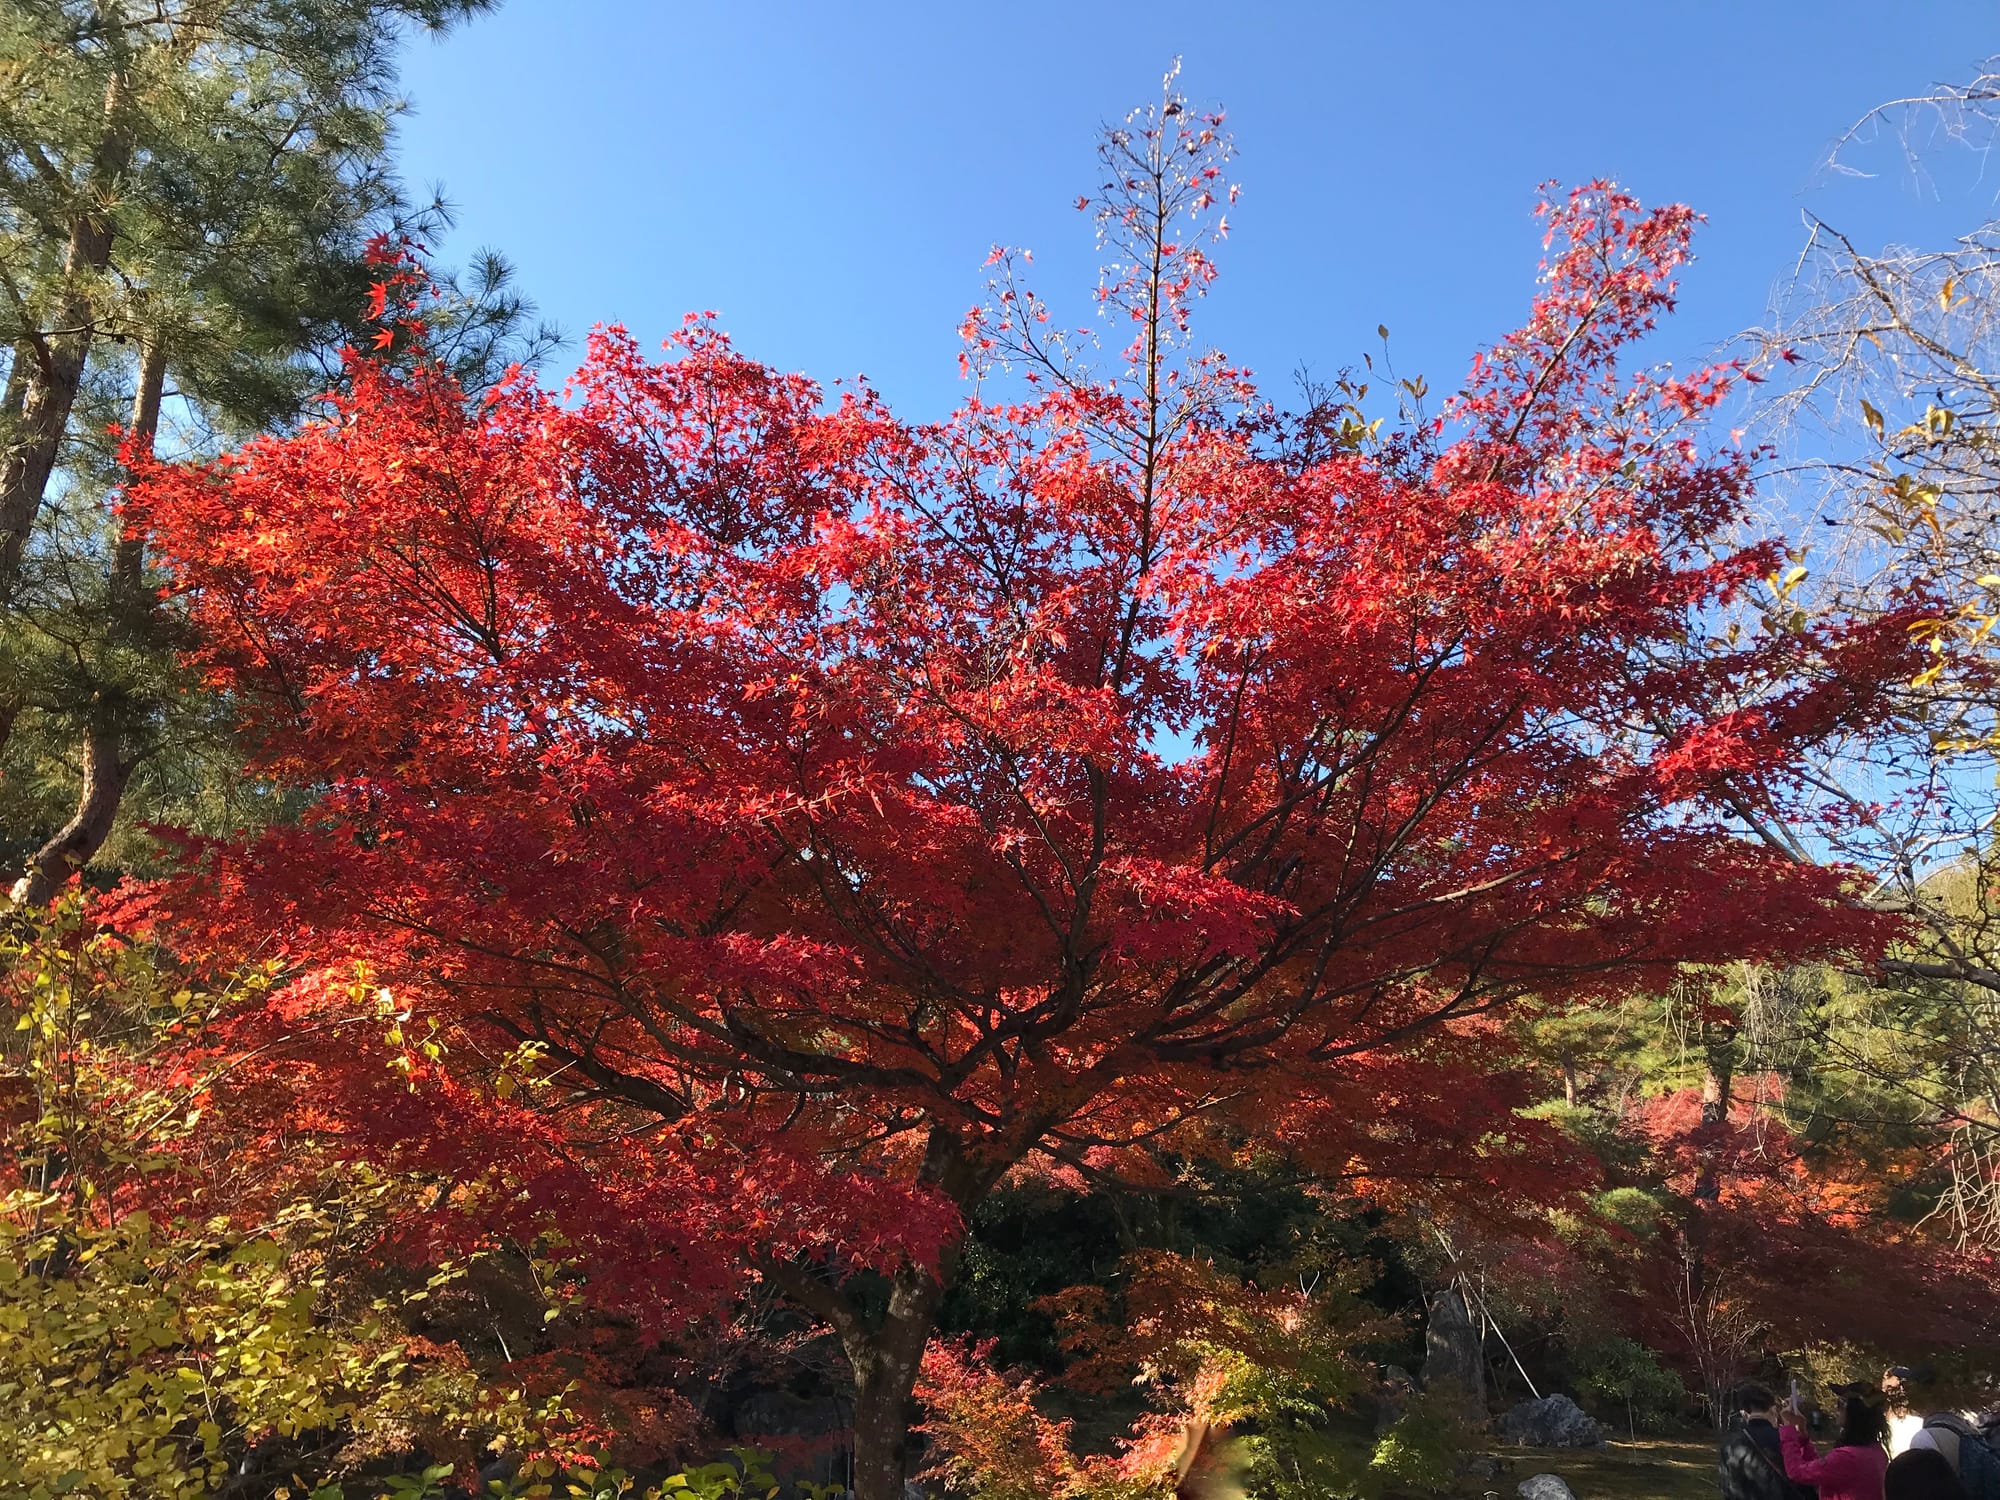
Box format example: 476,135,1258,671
1722,1384,1809,1500
1910,1405,2000,1500
1783,1393,1889,1500
1886,1449,1972,1500
1887,1371,1928,1458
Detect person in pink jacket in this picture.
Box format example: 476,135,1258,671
1783,1393,1890,1500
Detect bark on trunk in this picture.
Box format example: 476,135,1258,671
0,69,134,601
7,336,162,908
0,346,26,753
1684,1023,1738,1424
846,1261,949,1500
9,723,133,905
112,338,165,593
0,342,28,430
768,1128,999,1500
1693,1029,1735,1204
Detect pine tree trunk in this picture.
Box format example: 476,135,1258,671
113,338,165,592
9,722,134,905
0,344,31,754
0,68,133,601
7,337,162,907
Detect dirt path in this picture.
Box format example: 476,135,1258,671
1477,1436,1719,1497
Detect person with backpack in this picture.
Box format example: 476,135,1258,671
1909,1407,2000,1500
1887,1449,1972,1500
1781,1393,1889,1500
1722,1384,1813,1500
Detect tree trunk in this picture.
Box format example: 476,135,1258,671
7,337,162,908
1693,1026,1735,1204
9,722,134,905
0,343,30,754
845,1261,949,1500
0,68,134,601
112,338,165,593
0,342,29,442
842,1127,996,1500
766,1128,999,1500
1683,1017,1740,1425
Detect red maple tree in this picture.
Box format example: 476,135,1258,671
1619,1080,2000,1405
128,80,1914,1497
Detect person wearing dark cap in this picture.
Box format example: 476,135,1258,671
1722,1384,1811,1500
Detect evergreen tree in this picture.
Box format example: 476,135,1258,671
0,0,556,902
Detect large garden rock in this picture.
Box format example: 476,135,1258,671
1517,1475,1578,1500
1499,1393,1605,1448
1423,1288,1485,1413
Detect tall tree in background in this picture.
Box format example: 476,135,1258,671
131,82,1919,1500
1742,56,2000,1251
0,0,555,905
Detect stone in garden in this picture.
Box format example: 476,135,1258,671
1375,1363,1418,1433
1517,1475,1577,1500
1498,1393,1606,1448
1423,1288,1486,1413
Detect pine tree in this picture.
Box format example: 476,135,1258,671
0,0,555,903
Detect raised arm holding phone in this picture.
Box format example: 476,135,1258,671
1781,1389,1889,1500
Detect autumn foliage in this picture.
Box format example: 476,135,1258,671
112,85,1931,1497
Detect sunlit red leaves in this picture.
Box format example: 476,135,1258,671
121,178,1919,1340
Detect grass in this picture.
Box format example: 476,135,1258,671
1467,1435,1720,1498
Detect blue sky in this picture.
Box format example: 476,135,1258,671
394,2,2000,419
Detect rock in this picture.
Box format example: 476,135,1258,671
1464,1454,1502,1480
1423,1288,1485,1414
1498,1393,1605,1449
1517,1475,1577,1500
1374,1363,1417,1434
478,1454,521,1486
